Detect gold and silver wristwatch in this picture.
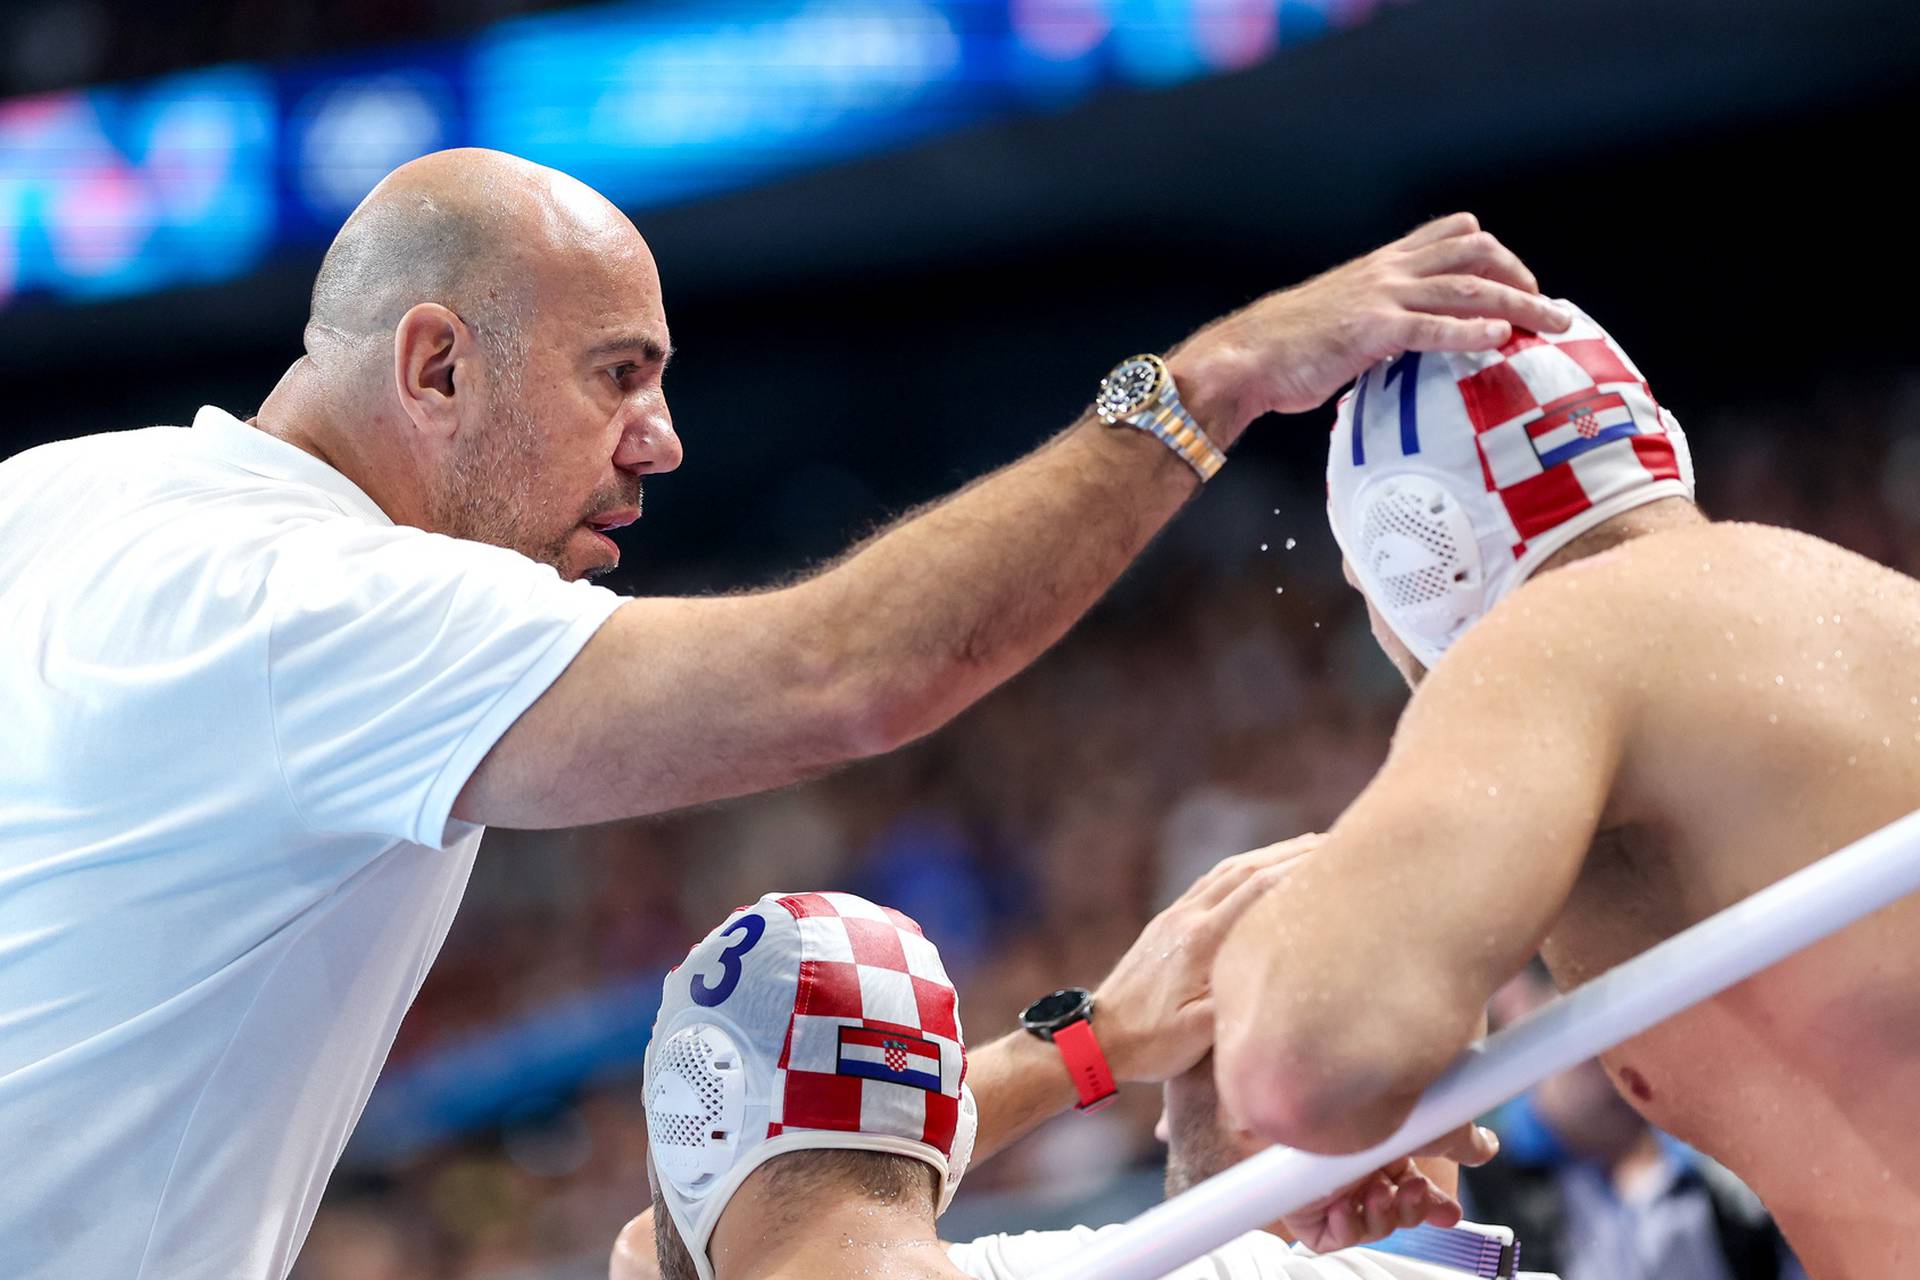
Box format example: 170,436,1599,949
1093,353,1226,482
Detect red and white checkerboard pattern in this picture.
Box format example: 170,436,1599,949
765,891,966,1155
1454,324,1685,559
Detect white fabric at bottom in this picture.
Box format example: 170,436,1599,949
948,1225,1559,1280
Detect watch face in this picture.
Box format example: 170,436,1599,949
1021,986,1093,1032
1095,356,1163,423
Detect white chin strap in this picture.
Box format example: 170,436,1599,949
1344,472,1487,667
941,1084,978,1213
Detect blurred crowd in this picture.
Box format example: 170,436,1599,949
291,373,1920,1280
0,0,578,98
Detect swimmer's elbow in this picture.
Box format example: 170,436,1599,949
1216,1027,1429,1155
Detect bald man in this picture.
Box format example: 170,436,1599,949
0,148,1566,1279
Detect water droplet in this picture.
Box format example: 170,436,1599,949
1285,537,1297,550
1775,675,1786,686
1817,615,1826,625
1768,713,1779,724
1486,785,1499,797
1848,755,1859,767
1885,737,1894,748
1816,661,1826,671
1272,508,1281,515
1275,586,1284,595
1259,542,1269,551
1312,621,1321,628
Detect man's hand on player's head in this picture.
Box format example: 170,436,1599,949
1275,1122,1499,1253
1093,835,1320,1084
1168,213,1572,430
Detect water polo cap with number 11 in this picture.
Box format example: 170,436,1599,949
1327,300,1696,669
643,891,977,1280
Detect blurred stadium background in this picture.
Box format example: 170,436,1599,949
4,0,1919,1275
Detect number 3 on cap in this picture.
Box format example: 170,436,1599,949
690,913,767,1007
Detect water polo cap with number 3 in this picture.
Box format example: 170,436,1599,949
1327,300,1695,668
643,891,976,1280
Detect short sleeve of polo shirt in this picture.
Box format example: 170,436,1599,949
263,518,623,848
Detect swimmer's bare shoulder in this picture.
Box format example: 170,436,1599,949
1522,521,1920,893
1216,517,1918,1147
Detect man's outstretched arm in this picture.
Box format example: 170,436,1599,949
459,216,1570,827
1211,570,1641,1154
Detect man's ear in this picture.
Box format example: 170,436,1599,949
392,302,471,440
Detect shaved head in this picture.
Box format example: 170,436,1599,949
271,148,681,581
308,148,634,361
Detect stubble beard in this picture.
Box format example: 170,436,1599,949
427,378,577,575
651,1191,702,1280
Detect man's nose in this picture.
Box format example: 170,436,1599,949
614,402,683,475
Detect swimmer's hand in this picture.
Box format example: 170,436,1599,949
1167,213,1571,428
1278,1122,1501,1253
1094,836,1321,1083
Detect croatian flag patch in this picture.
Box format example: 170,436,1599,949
1525,390,1637,468
837,1025,942,1092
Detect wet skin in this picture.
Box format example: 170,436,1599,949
1534,522,1920,1277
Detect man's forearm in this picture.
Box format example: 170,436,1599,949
457,216,1564,829
802,376,1241,752
965,1030,1081,1165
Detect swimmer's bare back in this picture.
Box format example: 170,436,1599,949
1220,518,1920,1279
1533,520,1920,1275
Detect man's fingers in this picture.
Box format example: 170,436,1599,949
1393,313,1513,353
1413,1121,1501,1167
1320,1198,1360,1251
1396,276,1572,334
1362,1174,1400,1239
1188,836,1322,909
1392,1174,1431,1226
1197,862,1294,940
1393,211,1480,251
1403,231,1541,294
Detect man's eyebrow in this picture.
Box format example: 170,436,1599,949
585,335,674,366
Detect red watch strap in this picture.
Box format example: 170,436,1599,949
1052,1019,1118,1111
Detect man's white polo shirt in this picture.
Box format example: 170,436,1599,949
0,408,624,1278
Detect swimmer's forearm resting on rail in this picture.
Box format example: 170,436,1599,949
1213,569,1624,1154
457,216,1568,829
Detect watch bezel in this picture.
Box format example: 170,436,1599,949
1094,354,1167,426
1019,986,1095,1041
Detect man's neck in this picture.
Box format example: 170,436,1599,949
1536,496,1705,577
251,355,426,528
708,1188,960,1280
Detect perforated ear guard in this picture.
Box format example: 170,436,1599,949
1340,471,1487,667
646,1024,749,1198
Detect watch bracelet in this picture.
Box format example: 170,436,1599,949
1136,401,1226,482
